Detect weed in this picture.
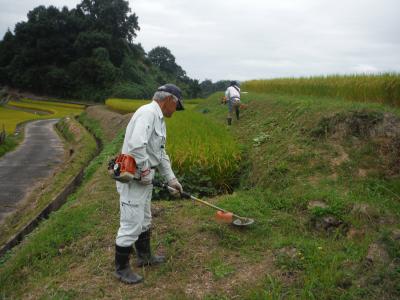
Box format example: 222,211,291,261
206,258,235,280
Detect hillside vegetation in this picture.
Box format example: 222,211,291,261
0,0,201,101
243,74,400,106
0,92,399,299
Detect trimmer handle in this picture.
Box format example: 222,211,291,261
152,180,191,200
180,191,192,199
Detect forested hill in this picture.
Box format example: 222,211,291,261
0,0,202,101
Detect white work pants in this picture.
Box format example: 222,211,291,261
115,171,154,247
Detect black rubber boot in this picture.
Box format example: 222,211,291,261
114,245,143,284
135,229,165,267
227,117,232,125
236,109,240,120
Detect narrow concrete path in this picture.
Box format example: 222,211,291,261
0,119,65,222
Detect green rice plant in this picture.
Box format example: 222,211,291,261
242,73,400,106
105,98,149,114
166,110,241,194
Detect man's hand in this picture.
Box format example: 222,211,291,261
168,178,183,197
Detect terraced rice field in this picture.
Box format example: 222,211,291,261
1,99,84,134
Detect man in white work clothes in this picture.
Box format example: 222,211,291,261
224,81,241,125
114,84,184,284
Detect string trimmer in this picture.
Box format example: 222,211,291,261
157,182,255,227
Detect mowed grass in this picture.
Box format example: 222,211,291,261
243,73,400,107
195,92,400,299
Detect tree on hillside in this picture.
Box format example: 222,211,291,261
147,46,182,74
76,0,139,43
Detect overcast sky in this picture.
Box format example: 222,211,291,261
0,0,399,82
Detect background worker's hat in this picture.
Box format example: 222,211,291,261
157,83,184,110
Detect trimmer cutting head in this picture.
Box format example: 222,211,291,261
232,218,255,227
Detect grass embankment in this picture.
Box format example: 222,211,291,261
0,115,97,248
243,73,400,107
1,93,399,299
196,92,400,298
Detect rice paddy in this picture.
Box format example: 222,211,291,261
105,98,202,114
1,99,84,134
242,73,400,106
105,98,150,114
166,109,240,191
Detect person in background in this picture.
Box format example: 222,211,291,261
224,81,241,125
114,84,184,284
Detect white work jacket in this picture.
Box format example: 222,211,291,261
117,101,175,191
225,85,240,100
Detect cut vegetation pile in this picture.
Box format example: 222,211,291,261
0,92,399,299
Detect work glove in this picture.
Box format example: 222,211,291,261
136,161,152,185
138,168,152,185
168,178,183,197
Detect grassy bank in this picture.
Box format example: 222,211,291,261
195,92,400,299
243,73,400,107
0,93,399,299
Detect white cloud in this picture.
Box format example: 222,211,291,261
0,0,399,82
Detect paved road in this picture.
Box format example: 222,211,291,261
0,119,65,223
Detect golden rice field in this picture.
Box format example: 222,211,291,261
1,99,84,134
242,73,400,106
105,98,202,114
9,98,84,117
0,107,41,133
166,110,240,189
105,98,150,114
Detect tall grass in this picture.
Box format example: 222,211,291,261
242,73,400,106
